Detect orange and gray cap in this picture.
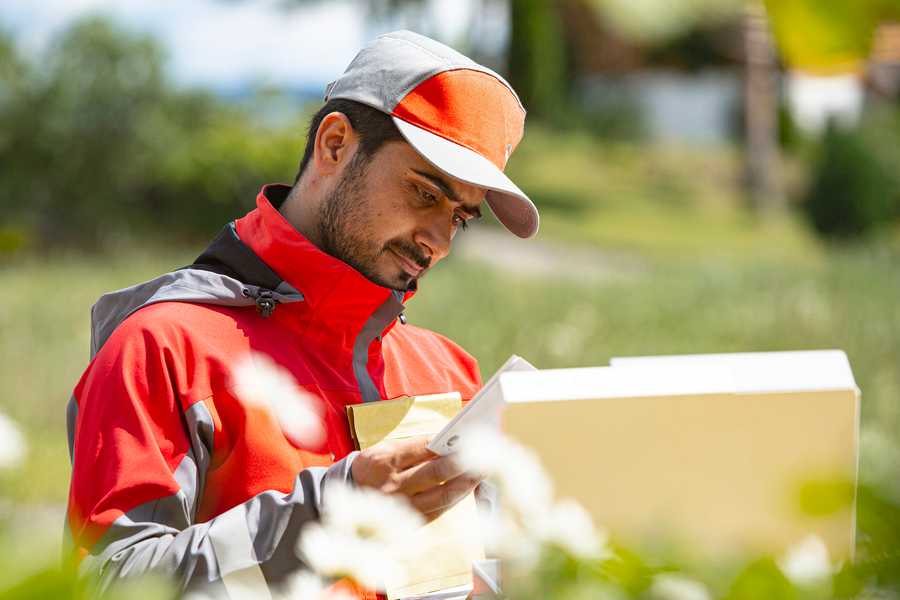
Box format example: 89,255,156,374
324,30,539,238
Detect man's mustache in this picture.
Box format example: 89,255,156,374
386,240,431,270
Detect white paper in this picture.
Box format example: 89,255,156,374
427,354,536,455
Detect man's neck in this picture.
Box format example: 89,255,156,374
280,182,324,249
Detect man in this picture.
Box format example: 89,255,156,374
65,30,538,597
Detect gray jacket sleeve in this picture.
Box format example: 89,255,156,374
80,454,357,598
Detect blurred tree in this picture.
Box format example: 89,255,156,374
0,17,303,248
803,111,900,238
0,18,168,244
0,29,27,101
742,1,781,213
765,0,900,75
40,18,167,241
0,30,33,254
588,0,783,212
588,0,743,43
274,0,573,120
507,0,568,121
761,0,900,235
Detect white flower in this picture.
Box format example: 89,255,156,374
478,498,607,568
299,524,401,590
0,412,26,470
779,535,832,585
478,510,541,567
455,426,554,519
650,574,712,600
277,571,325,599
534,498,607,560
297,483,424,590
232,352,326,449
322,482,424,543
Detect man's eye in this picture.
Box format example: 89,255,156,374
418,187,438,205
453,213,469,231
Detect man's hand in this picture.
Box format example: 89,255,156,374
351,436,481,521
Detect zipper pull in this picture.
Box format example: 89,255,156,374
255,290,276,318
243,288,277,318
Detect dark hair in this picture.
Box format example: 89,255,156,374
293,98,404,184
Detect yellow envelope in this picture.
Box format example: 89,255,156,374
347,392,485,599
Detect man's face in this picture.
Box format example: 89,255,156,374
317,140,484,292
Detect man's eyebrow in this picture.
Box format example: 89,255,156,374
411,169,483,219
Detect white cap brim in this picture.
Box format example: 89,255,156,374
393,117,539,238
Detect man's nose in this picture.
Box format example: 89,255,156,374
413,216,452,265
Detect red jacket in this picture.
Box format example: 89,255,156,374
65,184,482,596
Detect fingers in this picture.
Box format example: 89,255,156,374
352,436,481,519
387,436,437,470
396,454,466,496
409,473,482,521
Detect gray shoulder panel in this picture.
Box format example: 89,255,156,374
183,402,215,521
90,268,303,358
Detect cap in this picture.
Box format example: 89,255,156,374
324,30,539,239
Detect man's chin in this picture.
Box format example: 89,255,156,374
333,253,410,292
359,267,417,293
388,272,418,293
388,270,421,293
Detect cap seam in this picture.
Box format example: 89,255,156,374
385,62,501,111
386,62,462,111
376,33,524,112
392,66,527,116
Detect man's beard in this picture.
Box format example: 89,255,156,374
317,155,431,292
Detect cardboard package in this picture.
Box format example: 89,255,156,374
499,350,859,560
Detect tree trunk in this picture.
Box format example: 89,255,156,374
508,0,568,121
743,1,782,212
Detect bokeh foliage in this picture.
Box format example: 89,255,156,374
0,18,304,249
765,0,900,74
803,110,900,238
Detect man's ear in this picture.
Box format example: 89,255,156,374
313,112,358,175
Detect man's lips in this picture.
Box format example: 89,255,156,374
391,249,426,278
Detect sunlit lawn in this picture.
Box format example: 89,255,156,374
507,127,822,265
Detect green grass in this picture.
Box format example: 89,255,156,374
0,246,198,502
506,127,823,265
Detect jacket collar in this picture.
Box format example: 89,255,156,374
233,184,412,336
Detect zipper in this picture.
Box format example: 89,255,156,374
243,288,277,318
